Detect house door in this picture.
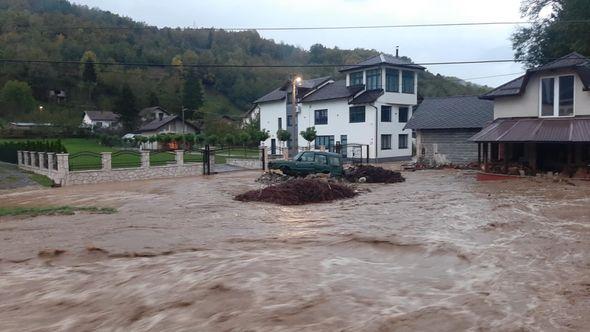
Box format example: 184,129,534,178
271,139,276,155
340,135,348,158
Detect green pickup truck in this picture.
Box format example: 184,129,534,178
268,151,344,177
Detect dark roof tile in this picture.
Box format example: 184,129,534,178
301,80,364,102
340,53,425,72
349,89,384,105
405,95,493,130
85,111,119,121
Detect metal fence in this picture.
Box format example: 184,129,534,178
112,150,141,169
68,152,102,171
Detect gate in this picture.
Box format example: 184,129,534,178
201,145,266,175
334,143,370,164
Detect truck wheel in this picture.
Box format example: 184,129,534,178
280,166,290,175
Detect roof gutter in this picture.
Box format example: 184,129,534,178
370,104,379,160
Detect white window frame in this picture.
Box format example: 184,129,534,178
538,74,575,118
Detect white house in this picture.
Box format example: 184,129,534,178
254,54,424,162
472,52,590,175
82,111,120,129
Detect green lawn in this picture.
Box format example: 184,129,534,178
0,205,117,217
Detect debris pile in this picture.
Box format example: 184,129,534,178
344,165,405,183
235,179,357,205
255,172,292,185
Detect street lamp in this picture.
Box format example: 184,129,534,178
38,105,44,112
291,76,302,156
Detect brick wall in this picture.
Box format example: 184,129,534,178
417,129,481,166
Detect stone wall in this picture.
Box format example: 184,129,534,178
18,150,207,186
65,164,203,185
417,129,481,166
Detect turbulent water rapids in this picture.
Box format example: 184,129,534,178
0,170,589,331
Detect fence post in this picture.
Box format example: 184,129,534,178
101,152,112,171
175,150,184,166
141,150,150,168
22,151,29,166
17,151,23,166
259,145,267,171
47,153,54,175
209,148,215,174
38,152,45,169
55,153,69,186
366,145,370,164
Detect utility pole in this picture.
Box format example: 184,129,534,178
291,76,301,157
181,105,186,150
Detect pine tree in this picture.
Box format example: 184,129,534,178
113,84,139,132
182,70,205,118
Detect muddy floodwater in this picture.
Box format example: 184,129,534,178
0,170,589,331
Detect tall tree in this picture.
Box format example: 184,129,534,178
513,0,590,68
80,51,98,102
182,70,205,118
113,84,139,132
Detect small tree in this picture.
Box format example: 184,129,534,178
80,51,98,102
223,133,236,147
276,129,291,150
300,127,317,149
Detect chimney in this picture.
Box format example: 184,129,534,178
395,46,399,58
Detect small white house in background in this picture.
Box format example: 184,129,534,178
82,111,120,129
136,115,199,150
254,53,424,162
139,106,170,124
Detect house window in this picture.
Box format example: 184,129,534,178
314,109,328,125
386,69,399,92
399,134,409,149
95,121,103,128
381,134,392,150
366,69,382,90
287,115,292,127
278,117,282,130
349,106,366,123
398,107,409,123
381,106,392,122
350,72,363,86
315,135,334,150
541,75,574,117
402,70,415,94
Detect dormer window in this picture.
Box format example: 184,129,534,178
386,69,399,92
366,69,382,90
540,75,574,117
350,72,363,86
402,70,415,94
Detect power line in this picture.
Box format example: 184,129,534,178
9,19,590,32
463,72,525,80
0,58,542,68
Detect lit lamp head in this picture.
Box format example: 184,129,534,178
38,105,44,112
294,76,302,85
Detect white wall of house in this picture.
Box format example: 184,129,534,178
82,114,115,128
375,102,413,159
299,99,378,158
259,100,287,151
494,70,590,119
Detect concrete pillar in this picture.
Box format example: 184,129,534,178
101,152,112,171
22,151,29,166
29,151,35,166
175,150,184,165
47,153,55,174
55,153,69,186
141,151,150,168
38,152,45,169
17,151,23,166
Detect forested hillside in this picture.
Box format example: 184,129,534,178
0,0,489,129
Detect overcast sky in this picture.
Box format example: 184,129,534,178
71,0,527,87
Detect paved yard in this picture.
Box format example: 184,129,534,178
0,162,40,190
0,170,589,331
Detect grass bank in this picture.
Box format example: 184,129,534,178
0,206,117,218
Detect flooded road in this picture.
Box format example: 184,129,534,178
0,170,589,331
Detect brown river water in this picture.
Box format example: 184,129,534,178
0,170,589,331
